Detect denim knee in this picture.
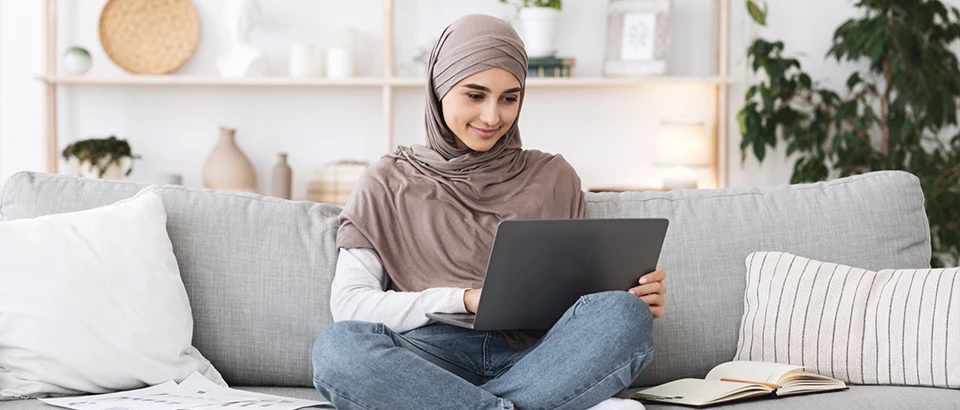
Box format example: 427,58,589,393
582,291,654,351
312,320,381,386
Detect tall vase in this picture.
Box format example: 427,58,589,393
270,153,292,199
202,126,258,193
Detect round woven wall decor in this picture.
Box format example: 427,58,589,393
99,0,200,75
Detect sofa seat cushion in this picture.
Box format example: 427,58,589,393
625,385,960,409
0,385,956,409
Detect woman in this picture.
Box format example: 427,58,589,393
312,14,667,410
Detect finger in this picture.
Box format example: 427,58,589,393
640,294,665,307
629,282,666,296
638,269,666,284
650,306,664,319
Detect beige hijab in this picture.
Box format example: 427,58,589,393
336,14,586,344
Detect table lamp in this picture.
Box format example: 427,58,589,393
654,120,711,190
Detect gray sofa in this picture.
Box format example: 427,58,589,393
1,170,957,409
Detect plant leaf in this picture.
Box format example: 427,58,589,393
746,0,767,26
753,139,766,162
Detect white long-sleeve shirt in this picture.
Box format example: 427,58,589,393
329,247,470,333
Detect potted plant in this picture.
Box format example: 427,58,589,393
737,0,960,267
500,0,562,58
62,136,140,180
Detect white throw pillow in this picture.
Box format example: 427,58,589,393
0,186,225,399
734,251,958,388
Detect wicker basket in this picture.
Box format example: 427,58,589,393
99,0,200,74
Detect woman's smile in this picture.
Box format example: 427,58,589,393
469,125,499,139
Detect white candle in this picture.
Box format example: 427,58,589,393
326,48,355,78
289,42,319,78
330,27,356,51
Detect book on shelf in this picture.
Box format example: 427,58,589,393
528,56,576,67
527,56,575,78
630,361,848,407
527,65,572,78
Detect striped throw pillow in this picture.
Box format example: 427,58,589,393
734,251,959,388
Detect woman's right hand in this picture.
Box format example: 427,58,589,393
463,288,482,313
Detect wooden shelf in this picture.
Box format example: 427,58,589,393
394,76,730,87
37,75,731,88
39,0,732,188
588,186,669,193
36,75,387,87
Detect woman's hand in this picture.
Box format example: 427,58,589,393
628,269,666,319
464,288,482,313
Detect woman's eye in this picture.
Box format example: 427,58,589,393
502,96,518,103
467,93,483,100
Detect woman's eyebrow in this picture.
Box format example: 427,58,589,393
462,84,522,93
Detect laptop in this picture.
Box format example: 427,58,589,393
425,218,669,331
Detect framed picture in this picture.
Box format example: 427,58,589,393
604,0,672,76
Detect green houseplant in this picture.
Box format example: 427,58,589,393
62,136,140,179
499,0,561,10
737,0,960,267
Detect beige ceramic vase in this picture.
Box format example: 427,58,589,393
270,153,292,199
202,126,258,193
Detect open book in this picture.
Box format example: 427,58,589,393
630,361,847,407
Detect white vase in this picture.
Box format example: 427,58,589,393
519,7,560,58
77,158,126,180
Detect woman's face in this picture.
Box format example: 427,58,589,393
440,68,522,152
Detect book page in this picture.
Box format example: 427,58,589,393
776,370,847,396
632,378,772,406
705,361,804,385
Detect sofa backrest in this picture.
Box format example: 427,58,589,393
0,170,931,388
584,170,930,386
1,172,340,387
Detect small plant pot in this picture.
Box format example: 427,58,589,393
76,158,128,180
519,7,561,58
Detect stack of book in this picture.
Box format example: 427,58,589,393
306,160,369,207
527,56,575,78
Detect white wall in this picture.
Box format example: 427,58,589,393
0,0,46,189
3,0,957,196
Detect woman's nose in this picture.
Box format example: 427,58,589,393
479,101,500,126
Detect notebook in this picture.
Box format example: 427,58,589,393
630,361,847,407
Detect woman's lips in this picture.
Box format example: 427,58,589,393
470,125,498,138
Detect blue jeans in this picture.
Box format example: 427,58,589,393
312,290,654,410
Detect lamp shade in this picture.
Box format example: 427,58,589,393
653,120,711,167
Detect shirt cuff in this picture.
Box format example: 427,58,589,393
450,288,469,314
